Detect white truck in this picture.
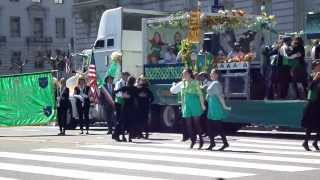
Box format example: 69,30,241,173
66,7,166,127
91,7,166,80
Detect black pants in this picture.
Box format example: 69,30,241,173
115,103,122,125
208,120,228,145
105,106,115,132
78,105,90,132
113,103,126,139
278,66,291,99
139,108,150,138
57,107,67,133
185,117,202,143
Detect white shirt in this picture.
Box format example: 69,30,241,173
170,81,183,94
115,79,125,97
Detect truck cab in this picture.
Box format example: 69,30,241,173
91,7,166,82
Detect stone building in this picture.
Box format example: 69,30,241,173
0,0,73,75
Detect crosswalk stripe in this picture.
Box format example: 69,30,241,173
237,138,301,146
83,144,320,164
0,178,18,180
153,140,301,150
149,143,320,156
0,152,254,179
0,162,167,180
223,142,300,150
35,148,315,172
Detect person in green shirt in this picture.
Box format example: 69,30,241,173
170,68,206,149
206,69,231,151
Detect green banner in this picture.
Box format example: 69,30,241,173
0,71,56,126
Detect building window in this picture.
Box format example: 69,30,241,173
33,18,44,37
10,17,21,37
10,0,19,2
32,0,41,3
54,0,64,4
56,18,65,38
11,51,22,66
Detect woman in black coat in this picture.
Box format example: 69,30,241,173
57,78,71,135
136,76,154,139
114,76,139,142
287,37,307,99
301,61,320,151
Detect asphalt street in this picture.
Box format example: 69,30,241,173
0,126,319,180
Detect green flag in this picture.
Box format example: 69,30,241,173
0,71,56,126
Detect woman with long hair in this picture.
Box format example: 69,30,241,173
170,68,206,149
206,69,231,151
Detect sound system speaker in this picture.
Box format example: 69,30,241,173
203,32,220,55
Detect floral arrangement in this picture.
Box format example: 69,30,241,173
202,10,249,32
147,8,276,34
249,12,276,33
244,52,256,61
180,39,193,68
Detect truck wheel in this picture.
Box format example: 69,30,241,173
161,106,178,131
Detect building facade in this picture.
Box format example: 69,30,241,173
0,0,73,75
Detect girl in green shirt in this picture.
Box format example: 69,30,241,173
170,68,206,149
206,69,231,151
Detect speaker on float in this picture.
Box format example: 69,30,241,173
203,32,221,56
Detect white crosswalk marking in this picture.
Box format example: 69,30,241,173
83,144,320,164
0,162,167,180
35,148,315,172
0,178,18,180
0,152,254,179
147,143,320,156
1,136,319,180
237,138,301,145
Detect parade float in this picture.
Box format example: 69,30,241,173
141,6,306,132
64,6,307,132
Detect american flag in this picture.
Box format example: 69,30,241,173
87,51,99,104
